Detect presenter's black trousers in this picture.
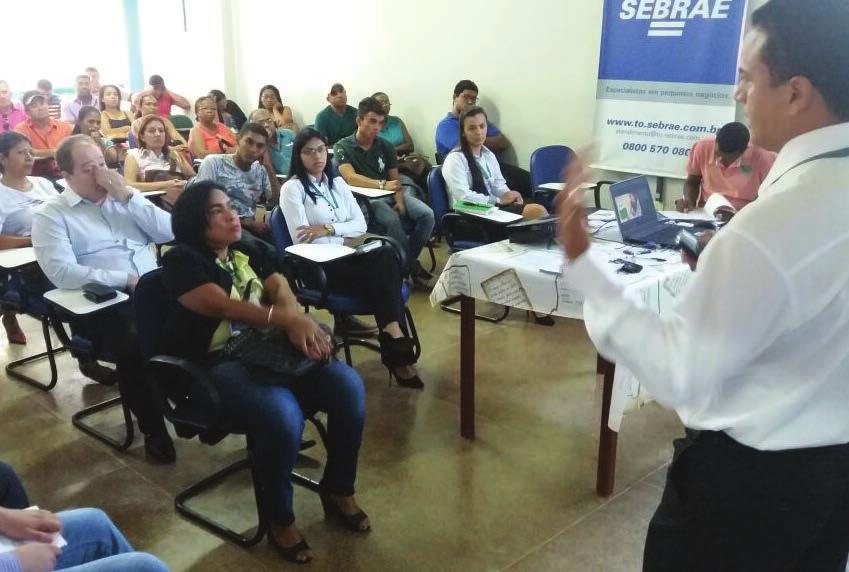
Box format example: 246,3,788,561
643,430,849,572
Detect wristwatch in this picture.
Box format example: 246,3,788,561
324,224,334,236
378,180,386,190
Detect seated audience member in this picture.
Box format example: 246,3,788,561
99,84,134,141
195,123,275,242
163,182,370,562
258,84,298,133
281,129,423,387
0,461,169,572
0,131,59,345
188,96,237,159
73,106,120,167
249,108,295,177
334,97,435,283
372,92,413,156
60,74,99,123
36,80,62,120
85,66,101,92
31,135,176,462
14,91,73,179
435,80,530,194
132,75,190,117
677,121,776,217
443,106,547,219
124,115,195,205
315,84,357,145
208,89,236,129
131,94,188,149
0,81,27,134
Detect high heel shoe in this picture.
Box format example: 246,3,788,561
319,490,371,533
378,332,424,389
268,531,313,564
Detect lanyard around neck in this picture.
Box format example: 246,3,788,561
310,181,339,210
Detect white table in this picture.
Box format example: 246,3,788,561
43,288,129,316
0,247,37,270
430,239,691,495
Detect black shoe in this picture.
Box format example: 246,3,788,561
378,332,424,390
319,490,371,532
410,263,435,288
78,360,118,386
144,431,176,464
333,314,378,337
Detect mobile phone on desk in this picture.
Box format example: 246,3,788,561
82,282,118,304
677,229,704,259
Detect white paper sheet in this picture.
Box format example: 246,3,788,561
285,243,355,262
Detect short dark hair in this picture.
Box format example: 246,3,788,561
36,79,52,91
171,180,226,252
237,122,269,141
329,83,345,95
149,75,164,86
357,96,385,120
751,0,849,120
0,131,31,174
209,89,226,102
716,122,750,154
56,134,98,174
453,80,478,98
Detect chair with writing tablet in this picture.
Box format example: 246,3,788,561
530,145,573,211
427,166,509,323
268,207,421,367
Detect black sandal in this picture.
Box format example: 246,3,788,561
268,533,313,563
319,491,371,533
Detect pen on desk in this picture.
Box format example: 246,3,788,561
539,268,562,276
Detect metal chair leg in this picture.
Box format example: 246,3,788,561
5,316,67,391
72,394,135,451
439,296,510,323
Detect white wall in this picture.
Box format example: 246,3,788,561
223,0,604,170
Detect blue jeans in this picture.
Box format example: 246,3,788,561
370,186,435,273
207,359,366,526
55,508,168,571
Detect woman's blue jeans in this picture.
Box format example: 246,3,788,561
207,359,366,526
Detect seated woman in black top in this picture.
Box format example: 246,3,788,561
280,128,424,389
161,181,369,564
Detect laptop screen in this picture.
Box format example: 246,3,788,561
609,176,659,237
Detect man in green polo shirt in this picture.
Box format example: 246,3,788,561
335,97,435,284
315,83,357,145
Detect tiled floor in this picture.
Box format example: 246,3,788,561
0,245,681,571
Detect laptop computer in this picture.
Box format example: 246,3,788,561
609,176,689,248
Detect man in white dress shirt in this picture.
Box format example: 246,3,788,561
32,134,176,463
559,1,849,569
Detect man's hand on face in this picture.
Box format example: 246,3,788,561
94,167,131,203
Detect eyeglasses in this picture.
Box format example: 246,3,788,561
301,145,327,157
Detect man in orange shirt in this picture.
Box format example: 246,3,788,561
676,122,776,217
14,91,73,179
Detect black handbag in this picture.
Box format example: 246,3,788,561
222,322,334,384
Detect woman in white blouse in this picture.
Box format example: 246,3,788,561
124,115,195,206
442,106,546,218
0,131,59,344
280,128,423,389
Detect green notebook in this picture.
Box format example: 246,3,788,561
453,200,493,213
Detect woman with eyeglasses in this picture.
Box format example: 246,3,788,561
280,127,424,389
188,96,237,159
0,131,59,344
371,92,413,156
162,181,370,563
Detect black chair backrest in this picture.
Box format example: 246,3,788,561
134,268,171,362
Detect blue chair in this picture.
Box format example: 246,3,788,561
269,207,421,366
127,131,138,149
426,166,508,323
135,268,325,547
530,145,574,211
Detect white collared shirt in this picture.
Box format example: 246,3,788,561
32,186,173,290
570,122,849,450
279,174,366,245
442,146,509,206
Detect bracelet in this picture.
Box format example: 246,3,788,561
266,305,275,325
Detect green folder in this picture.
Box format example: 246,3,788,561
453,200,493,213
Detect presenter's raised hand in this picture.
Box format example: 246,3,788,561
557,146,595,260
